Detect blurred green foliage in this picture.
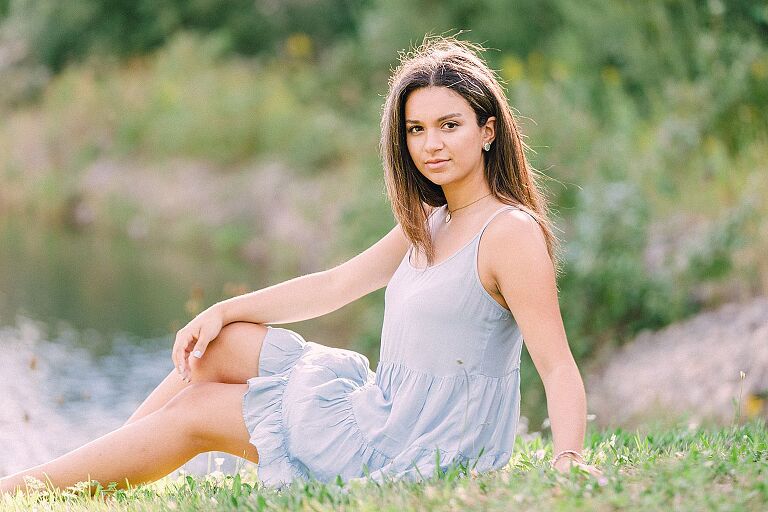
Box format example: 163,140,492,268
2,0,768,424
3,0,368,72
559,183,684,358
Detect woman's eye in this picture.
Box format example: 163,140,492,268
407,126,422,134
443,121,458,129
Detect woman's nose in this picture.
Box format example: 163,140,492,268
424,128,444,151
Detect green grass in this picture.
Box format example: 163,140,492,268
3,418,766,511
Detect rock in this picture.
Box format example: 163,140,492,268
585,296,768,429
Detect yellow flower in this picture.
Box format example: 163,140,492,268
751,57,768,80
745,393,765,419
601,66,621,86
285,33,313,59
501,55,525,83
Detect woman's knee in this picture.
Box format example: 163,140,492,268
188,322,268,383
160,382,254,455
160,383,216,443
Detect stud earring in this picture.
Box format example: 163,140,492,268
483,142,491,151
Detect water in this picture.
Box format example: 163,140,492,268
0,217,262,342
0,316,256,477
0,218,313,479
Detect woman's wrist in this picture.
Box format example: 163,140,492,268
210,301,230,324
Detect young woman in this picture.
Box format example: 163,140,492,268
1,36,603,494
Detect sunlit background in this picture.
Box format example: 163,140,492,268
1,0,767,478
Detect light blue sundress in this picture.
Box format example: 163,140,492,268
242,204,526,487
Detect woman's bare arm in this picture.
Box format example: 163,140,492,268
483,210,594,473
216,222,410,325
173,208,428,377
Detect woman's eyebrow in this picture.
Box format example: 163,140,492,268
405,112,463,124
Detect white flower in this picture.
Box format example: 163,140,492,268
22,476,46,492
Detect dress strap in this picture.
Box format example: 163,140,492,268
477,203,540,239
478,205,517,232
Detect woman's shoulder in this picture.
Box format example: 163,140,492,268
476,203,554,300
495,202,539,225
482,205,549,261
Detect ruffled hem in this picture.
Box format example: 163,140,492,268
241,327,389,487
242,327,519,488
241,327,312,488
281,367,391,483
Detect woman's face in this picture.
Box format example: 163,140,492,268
404,86,495,187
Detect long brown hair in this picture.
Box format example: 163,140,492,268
380,35,561,273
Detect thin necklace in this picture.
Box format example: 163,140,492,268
445,193,492,223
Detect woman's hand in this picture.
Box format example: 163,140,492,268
553,456,608,486
172,303,225,383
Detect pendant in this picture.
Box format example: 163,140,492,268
445,211,452,223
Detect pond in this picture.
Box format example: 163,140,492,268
0,217,337,478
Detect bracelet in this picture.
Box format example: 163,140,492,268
552,449,585,467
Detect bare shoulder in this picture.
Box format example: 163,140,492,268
481,207,551,275
485,207,545,243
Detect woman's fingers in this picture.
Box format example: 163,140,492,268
553,460,608,486
179,323,221,382
172,330,187,372
173,328,196,382
172,331,182,372
190,335,209,362
182,327,200,382
172,311,223,382
576,463,608,486
184,324,219,378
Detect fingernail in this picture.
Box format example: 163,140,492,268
192,350,202,359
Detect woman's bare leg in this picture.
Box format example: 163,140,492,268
0,382,259,495
123,370,189,425
124,322,268,425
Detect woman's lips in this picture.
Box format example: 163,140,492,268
425,159,449,169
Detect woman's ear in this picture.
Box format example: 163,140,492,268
483,116,496,145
